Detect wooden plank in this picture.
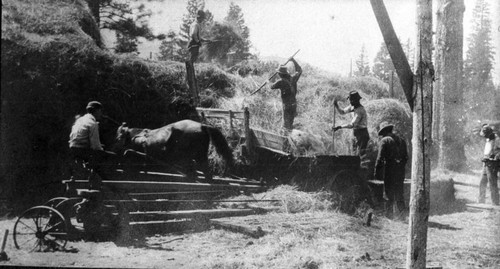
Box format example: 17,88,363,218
128,207,278,222
109,170,261,185
125,190,228,200
196,108,245,119
209,219,266,238
104,199,281,212
67,180,264,193
452,181,478,188
466,203,500,211
256,146,290,156
251,128,287,150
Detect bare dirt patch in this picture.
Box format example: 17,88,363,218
1,171,499,268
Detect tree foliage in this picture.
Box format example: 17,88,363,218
86,0,164,53
222,2,252,64
158,0,252,66
372,42,394,82
157,31,184,61
463,0,496,117
354,44,370,77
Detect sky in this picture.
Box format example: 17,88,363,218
104,0,500,82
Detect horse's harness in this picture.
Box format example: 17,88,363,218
130,129,151,150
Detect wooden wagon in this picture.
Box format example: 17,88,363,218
197,107,374,212
12,157,271,251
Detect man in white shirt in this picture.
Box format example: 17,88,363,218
478,124,499,205
333,91,370,156
69,101,116,187
188,10,207,64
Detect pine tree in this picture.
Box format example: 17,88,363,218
86,0,164,52
403,38,415,70
464,0,495,117
114,31,138,54
223,2,251,64
157,31,184,61
372,42,395,82
354,44,370,76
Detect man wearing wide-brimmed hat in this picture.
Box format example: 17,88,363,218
270,57,302,131
69,101,117,188
333,91,369,156
374,122,408,219
188,10,208,64
478,124,500,205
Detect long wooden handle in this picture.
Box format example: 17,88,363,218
332,107,336,154
1,229,8,252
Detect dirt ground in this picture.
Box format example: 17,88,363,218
0,171,499,269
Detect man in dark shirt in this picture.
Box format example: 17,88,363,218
270,57,302,131
374,122,408,219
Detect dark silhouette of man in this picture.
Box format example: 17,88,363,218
270,57,302,131
374,122,408,218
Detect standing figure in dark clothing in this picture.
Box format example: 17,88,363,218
270,57,302,131
478,124,500,205
374,122,408,218
333,91,370,156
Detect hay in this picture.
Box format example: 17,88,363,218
221,185,334,213
429,175,466,215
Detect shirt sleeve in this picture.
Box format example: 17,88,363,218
270,80,285,89
336,105,353,115
291,59,302,83
89,123,103,151
374,138,389,180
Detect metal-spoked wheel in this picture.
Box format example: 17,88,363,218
13,206,69,251
43,197,69,208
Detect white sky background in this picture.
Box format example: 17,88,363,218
112,0,500,83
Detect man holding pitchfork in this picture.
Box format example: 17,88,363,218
270,57,302,131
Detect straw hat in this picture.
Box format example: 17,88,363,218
480,124,494,137
86,101,102,111
378,121,394,136
276,65,289,75
347,91,362,101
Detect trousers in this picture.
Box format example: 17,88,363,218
479,164,499,205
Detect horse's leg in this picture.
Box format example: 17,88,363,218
196,155,212,181
182,158,198,182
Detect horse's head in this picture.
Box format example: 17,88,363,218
112,122,131,154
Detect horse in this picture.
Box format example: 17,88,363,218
113,119,234,181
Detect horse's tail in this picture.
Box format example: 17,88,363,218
204,125,234,168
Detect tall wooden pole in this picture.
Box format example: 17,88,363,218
407,0,433,268
370,0,415,111
370,1,434,268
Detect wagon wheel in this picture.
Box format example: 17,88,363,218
13,205,69,251
325,170,366,213
43,197,69,208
